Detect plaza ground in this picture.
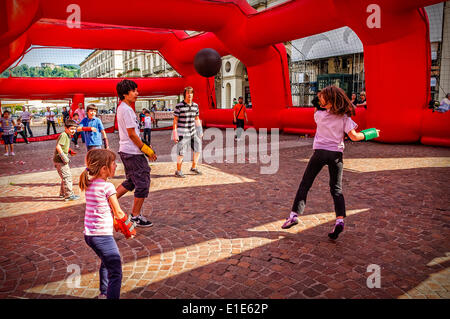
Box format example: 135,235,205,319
0,130,449,299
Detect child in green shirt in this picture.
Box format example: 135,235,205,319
54,119,80,201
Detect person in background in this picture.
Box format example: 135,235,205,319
1,111,16,156
71,113,82,148
77,104,109,151
143,110,152,146
45,106,57,135
14,118,29,144
350,93,358,107
74,103,86,144
233,96,248,140
20,106,34,138
356,91,367,109
151,104,158,128
437,93,450,113
62,106,70,124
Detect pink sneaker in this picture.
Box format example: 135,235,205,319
281,212,298,229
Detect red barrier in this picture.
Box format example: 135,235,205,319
0,0,448,146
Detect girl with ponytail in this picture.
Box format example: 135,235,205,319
80,149,135,299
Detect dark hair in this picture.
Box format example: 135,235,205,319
183,86,194,98
117,79,138,100
446,93,450,99
144,110,150,115
65,119,78,128
2,110,10,117
72,112,79,117
318,86,355,117
86,104,98,112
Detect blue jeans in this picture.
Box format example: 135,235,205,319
143,128,151,145
23,121,33,137
84,235,122,299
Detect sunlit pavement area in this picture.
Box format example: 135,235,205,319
0,130,449,299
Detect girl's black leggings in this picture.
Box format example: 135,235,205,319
292,149,346,218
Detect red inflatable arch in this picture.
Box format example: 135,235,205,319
0,0,448,146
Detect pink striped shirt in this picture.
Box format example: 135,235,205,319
84,179,117,236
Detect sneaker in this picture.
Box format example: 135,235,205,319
64,194,80,201
4,153,9,156
97,294,107,299
281,212,299,229
175,170,186,178
75,145,80,149
10,152,15,156
328,221,344,240
59,194,64,198
190,167,202,175
132,214,153,227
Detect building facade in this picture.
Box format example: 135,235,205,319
78,1,449,110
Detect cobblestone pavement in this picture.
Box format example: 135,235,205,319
0,129,449,299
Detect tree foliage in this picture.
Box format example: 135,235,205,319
1,64,80,78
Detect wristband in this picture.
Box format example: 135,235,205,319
361,128,379,141
141,143,155,157
81,127,93,132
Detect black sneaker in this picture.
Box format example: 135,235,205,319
132,214,153,227
328,222,344,240
190,167,202,175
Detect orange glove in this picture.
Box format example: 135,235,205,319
113,214,136,239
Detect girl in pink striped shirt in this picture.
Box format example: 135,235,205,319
79,149,128,299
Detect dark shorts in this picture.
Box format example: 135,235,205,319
2,134,14,145
119,152,150,198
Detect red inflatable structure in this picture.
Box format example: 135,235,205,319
0,0,449,146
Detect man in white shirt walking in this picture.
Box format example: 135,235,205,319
114,79,157,227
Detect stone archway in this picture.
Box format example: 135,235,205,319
234,61,249,105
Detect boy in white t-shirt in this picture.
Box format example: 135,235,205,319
143,110,152,145
114,79,157,228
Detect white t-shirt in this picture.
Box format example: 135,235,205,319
84,179,116,236
45,111,55,122
117,101,141,154
144,116,152,129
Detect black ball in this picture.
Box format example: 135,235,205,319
194,48,222,78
